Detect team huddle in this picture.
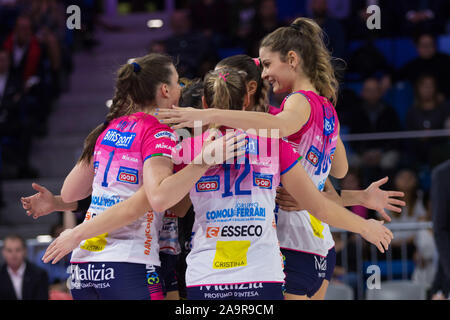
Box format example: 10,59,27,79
20,17,405,300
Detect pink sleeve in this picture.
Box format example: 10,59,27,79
268,105,282,115
141,123,177,162
279,139,301,175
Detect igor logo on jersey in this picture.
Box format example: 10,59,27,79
116,167,139,184
253,172,273,189
196,175,220,192
306,145,321,167
101,129,136,149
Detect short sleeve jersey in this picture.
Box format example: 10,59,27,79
71,112,177,265
270,91,339,257
173,129,301,287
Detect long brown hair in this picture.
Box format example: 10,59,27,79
260,17,339,105
78,53,174,164
413,74,443,109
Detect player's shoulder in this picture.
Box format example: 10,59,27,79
283,90,311,113
135,112,176,135
285,90,312,103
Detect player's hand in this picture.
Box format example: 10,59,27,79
21,183,57,219
360,219,394,253
153,105,212,130
194,129,247,166
362,177,405,222
276,186,302,211
42,229,81,264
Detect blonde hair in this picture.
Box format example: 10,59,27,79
260,17,339,105
216,55,269,113
203,67,248,129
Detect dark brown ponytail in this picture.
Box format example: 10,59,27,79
78,53,174,164
260,17,339,105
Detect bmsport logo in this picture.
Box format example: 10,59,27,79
101,129,136,149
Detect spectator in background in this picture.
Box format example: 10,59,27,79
398,0,447,35
0,234,49,300
306,0,350,21
430,159,450,300
190,0,230,48
388,170,428,262
2,15,42,86
247,0,282,57
405,74,450,169
149,40,167,55
229,0,257,48
390,168,438,291
28,0,66,98
164,10,216,78
0,0,24,44
348,77,402,187
0,48,37,179
0,48,21,113
308,0,346,59
396,33,450,99
2,15,48,135
345,39,394,88
345,0,398,39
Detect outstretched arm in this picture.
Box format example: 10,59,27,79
281,165,394,253
61,160,94,203
42,187,151,264
337,177,405,221
143,131,246,212
42,188,192,264
155,93,310,138
21,183,78,219
277,177,405,222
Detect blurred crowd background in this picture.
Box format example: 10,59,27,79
0,0,449,300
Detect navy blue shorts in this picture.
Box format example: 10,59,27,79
186,282,284,300
282,247,336,298
325,247,336,281
69,262,164,300
160,252,179,294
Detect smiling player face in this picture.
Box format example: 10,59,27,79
259,47,297,94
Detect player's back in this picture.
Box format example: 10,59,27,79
174,129,300,286
71,112,177,265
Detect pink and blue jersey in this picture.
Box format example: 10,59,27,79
173,129,301,287
71,112,177,266
270,91,339,257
